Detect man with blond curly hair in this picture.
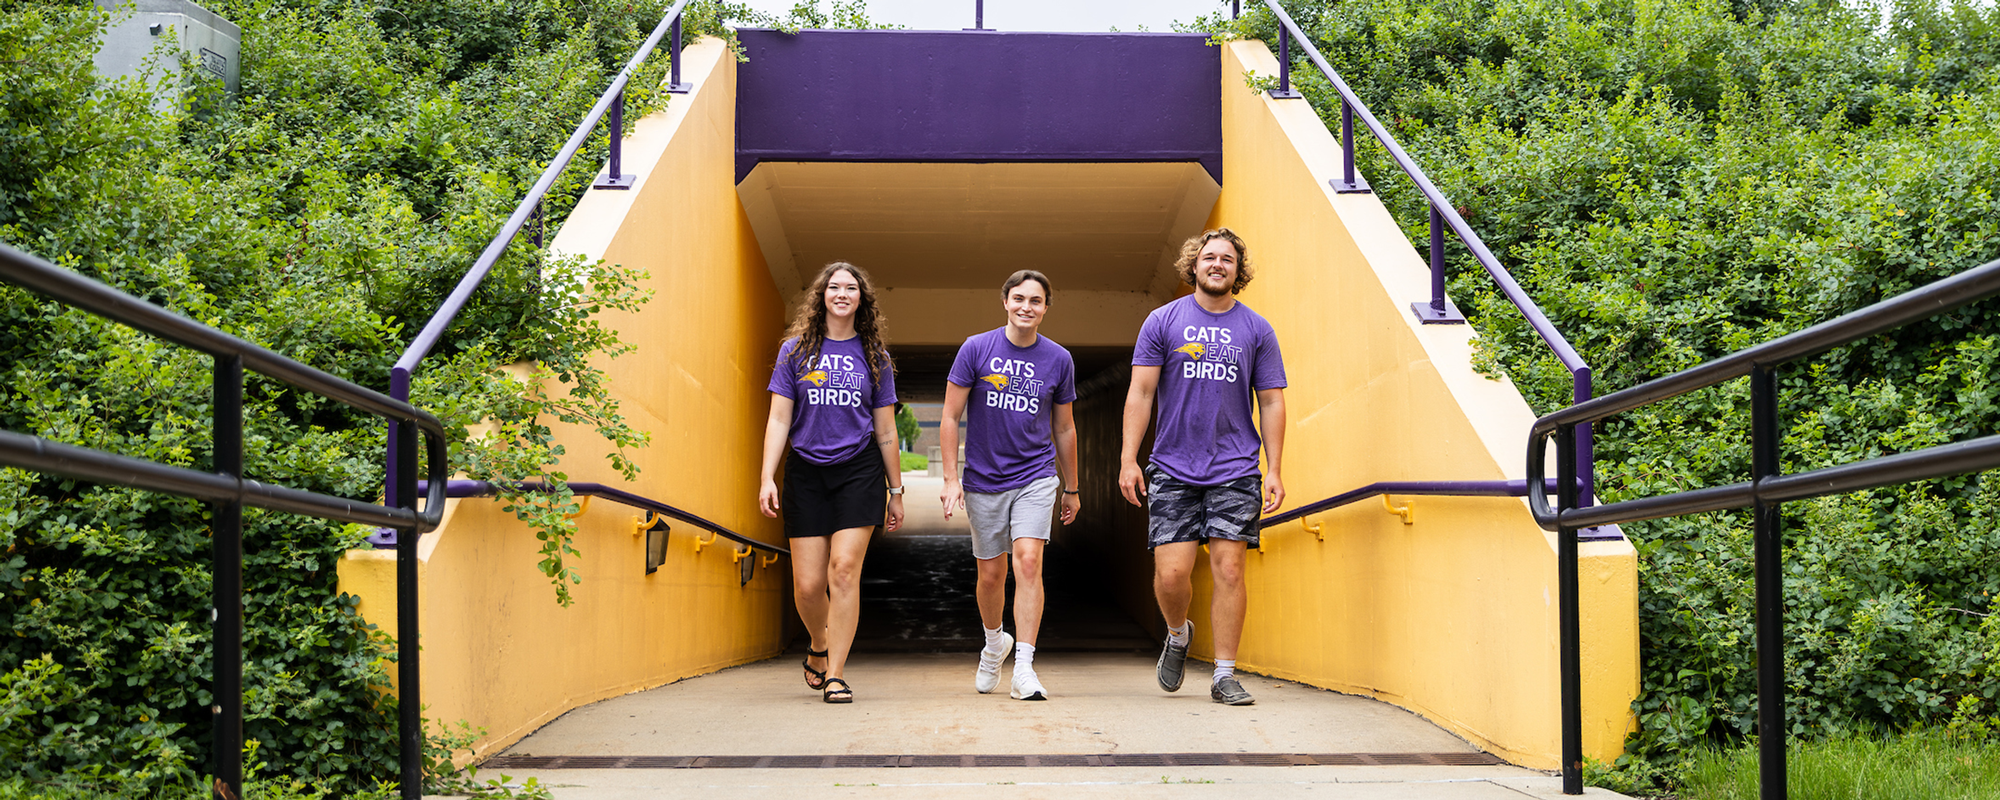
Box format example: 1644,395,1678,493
1118,227,1287,706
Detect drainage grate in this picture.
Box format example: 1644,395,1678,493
482,751,1506,770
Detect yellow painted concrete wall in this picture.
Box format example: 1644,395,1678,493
1067,40,1639,770
337,38,790,762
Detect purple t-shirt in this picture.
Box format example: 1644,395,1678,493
1133,295,1287,486
767,336,898,466
947,328,1078,493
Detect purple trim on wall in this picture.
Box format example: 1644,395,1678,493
734,29,1222,184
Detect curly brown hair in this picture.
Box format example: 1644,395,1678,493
1175,227,1254,295
783,261,893,388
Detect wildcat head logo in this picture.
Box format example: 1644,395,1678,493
979,374,1010,390
1173,343,1207,359
801,370,830,387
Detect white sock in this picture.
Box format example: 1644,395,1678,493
1014,642,1036,673
1167,621,1191,648
983,626,1007,653
1213,659,1236,681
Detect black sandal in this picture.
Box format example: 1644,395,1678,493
822,677,853,704
802,648,828,690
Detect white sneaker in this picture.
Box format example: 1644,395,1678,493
1010,669,1048,701
975,631,1014,694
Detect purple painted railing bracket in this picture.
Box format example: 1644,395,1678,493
1329,175,1371,194
1410,300,1468,325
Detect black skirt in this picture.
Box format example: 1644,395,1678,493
782,447,887,538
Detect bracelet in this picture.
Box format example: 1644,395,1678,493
887,486,904,496
1063,489,1079,494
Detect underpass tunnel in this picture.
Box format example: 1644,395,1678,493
342,27,1641,771
735,160,1219,653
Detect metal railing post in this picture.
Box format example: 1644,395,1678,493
1429,205,1446,312
1233,0,1241,19
1412,205,1465,323
594,92,634,189
393,369,423,800
968,0,985,30
1330,99,1368,193
1575,367,1594,508
1751,365,1786,800
667,16,691,93
1556,423,1582,795
210,354,243,800
1270,26,1301,99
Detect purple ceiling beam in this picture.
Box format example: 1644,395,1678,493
734,29,1222,185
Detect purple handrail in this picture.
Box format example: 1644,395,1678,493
385,0,695,505
374,480,788,555
1253,0,1597,507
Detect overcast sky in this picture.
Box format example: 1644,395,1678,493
732,0,1237,32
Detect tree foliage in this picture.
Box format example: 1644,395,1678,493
1189,0,2000,784
0,0,894,792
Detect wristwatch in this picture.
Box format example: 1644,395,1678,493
887,486,904,496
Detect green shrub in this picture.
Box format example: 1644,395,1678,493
1187,0,2000,787
1,0,903,790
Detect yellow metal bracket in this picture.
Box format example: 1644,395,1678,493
633,511,664,537
731,544,754,564
1300,515,1325,542
1382,495,1415,525
693,530,717,553
760,552,781,567
563,496,593,520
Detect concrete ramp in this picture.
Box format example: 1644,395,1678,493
475,653,1627,799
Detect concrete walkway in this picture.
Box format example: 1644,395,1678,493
472,652,1630,799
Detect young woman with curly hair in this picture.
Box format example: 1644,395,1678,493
758,261,905,704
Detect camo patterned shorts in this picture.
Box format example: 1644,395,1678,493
1144,464,1261,550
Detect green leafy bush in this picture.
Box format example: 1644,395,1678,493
3,0,905,789
1188,0,2000,788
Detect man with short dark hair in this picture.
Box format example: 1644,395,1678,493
941,270,1080,701
1119,227,1287,706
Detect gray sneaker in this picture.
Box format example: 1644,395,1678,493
1155,622,1192,692
1210,675,1255,705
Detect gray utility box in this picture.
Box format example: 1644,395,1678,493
93,0,240,102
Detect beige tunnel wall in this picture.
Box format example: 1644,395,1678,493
338,38,791,763
1066,40,1639,769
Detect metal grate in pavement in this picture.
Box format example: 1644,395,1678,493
482,751,1506,770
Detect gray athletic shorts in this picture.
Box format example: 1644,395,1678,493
1145,464,1262,550
966,474,1060,560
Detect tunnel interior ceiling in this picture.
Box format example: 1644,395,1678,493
738,160,1219,346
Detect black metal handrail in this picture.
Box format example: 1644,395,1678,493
1529,256,2000,798
411,479,788,555
1250,0,1600,508
1257,479,1620,537
0,243,450,800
